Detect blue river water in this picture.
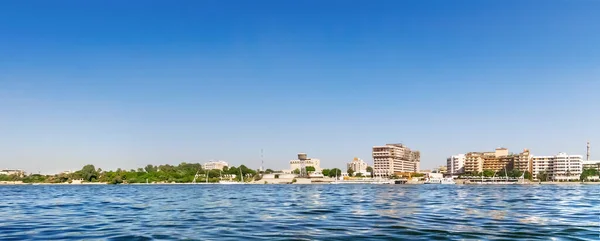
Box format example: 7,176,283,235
0,184,598,240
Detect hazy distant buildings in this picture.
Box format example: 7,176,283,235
203,160,229,170
372,143,420,176
0,169,25,177
446,154,465,175
347,157,369,176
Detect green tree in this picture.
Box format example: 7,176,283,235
80,164,99,182
227,166,238,175
110,176,123,184
524,171,533,180
508,170,522,178
483,170,495,177
411,172,424,177
329,168,342,178
355,173,363,177
580,168,599,181
293,168,300,174
265,169,274,174
144,165,156,173
322,169,330,177
347,168,354,177
305,166,316,172
538,171,548,182
366,166,373,177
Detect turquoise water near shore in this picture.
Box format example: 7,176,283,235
0,185,597,240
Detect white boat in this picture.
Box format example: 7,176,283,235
218,180,242,184
371,179,394,184
219,168,245,184
424,178,456,184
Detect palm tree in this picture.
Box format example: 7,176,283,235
366,166,373,178
537,171,547,182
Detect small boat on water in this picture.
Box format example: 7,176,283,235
218,169,245,184
218,180,243,184
424,178,456,184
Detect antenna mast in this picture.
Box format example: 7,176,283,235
587,141,591,161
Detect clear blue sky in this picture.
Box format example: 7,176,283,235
1,0,598,174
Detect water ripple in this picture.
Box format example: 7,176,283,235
0,185,598,240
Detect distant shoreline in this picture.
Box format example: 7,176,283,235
1,181,599,186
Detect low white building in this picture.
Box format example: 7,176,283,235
582,160,600,170
446,154,465,175
203,160,229,170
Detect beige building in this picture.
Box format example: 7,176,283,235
203,160,229,170
372,143,420,176
464,148,520,174
347,157,369,175
287,153,322,173
513,149,533,173
482,149,509,172
464,152,484,174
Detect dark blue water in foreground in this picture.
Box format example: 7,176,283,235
0,184,598,240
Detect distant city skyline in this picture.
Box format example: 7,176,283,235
1,1,599,174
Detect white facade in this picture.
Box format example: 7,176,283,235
446,154,465,175
582,160,600,170
552,153,582,181
532,155,554,179
347,157,369,175
532,153,583,181
203,160,229,170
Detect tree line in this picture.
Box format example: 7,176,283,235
460,168,600,182
0,163,260,184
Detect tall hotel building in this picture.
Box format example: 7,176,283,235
372,143,420,177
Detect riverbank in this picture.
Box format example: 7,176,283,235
2,180,600,185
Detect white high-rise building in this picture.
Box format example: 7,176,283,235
532,153,582,181
446,154,465,175
552,153,582,181
347,157,369,175
532,155,555,179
